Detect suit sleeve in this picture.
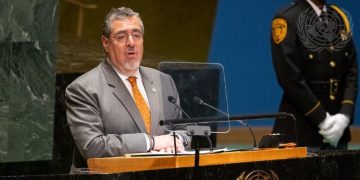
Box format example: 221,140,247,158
65,82,147,159
271,15,327,126
340,40,358,123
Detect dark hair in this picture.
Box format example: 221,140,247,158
102,7,144,38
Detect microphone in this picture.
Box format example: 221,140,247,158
168,96,191,119
193,96,258,148
168,96,214,151
193,97,229,116
193,96,204,105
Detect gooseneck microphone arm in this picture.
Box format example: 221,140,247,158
193,97,257,148
193,97,228,116
168,96,211,180
167,95,189,157
167,96,214,149
168,96,191,119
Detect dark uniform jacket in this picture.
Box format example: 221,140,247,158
271,0,358,147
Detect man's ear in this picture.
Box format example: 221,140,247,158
102,35,109,53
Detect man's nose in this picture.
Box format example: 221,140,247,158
126,35,135,46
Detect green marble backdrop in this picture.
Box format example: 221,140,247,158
0,0,58,162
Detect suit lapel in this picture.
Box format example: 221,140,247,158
100,60,147,133
140,67,162,135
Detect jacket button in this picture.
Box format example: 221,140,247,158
330,61,336,67
309,54,314,59
330,95,336,100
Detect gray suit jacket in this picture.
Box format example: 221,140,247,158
65,60,184,171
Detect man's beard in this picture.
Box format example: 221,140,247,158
124,61,140,71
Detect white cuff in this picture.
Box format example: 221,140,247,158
144,134,150,151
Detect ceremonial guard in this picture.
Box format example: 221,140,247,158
271,0,358,149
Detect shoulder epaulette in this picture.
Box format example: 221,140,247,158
330,5,351,34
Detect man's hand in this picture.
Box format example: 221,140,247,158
319,113,350,147
153,135,185,153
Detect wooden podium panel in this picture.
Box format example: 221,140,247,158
87,147,307,174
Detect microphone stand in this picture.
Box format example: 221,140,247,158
168,96,210,179
187,125,211,180
160,112,297,147
166,123,210,180
172,129,177,156
161,112,295,180
167,96,191,157
196,99,257,148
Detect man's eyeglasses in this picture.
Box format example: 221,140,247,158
110,32,143,43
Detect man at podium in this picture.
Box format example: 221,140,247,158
65,7,189,173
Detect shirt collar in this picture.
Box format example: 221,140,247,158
106,58,141,82
306,0,327,16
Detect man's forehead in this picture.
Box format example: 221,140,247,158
112,17,140,27
111,17,141,32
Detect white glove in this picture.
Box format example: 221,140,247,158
319,113,350,147
318,112,334,130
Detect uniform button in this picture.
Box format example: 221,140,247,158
330,46,335,50
345,52,349,56
309,54,314,60
330,95,336,101
330,61,336,67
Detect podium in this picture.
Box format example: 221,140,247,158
2,149,360,179
87,147,307,174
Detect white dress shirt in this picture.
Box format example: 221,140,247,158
306,0,326,16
